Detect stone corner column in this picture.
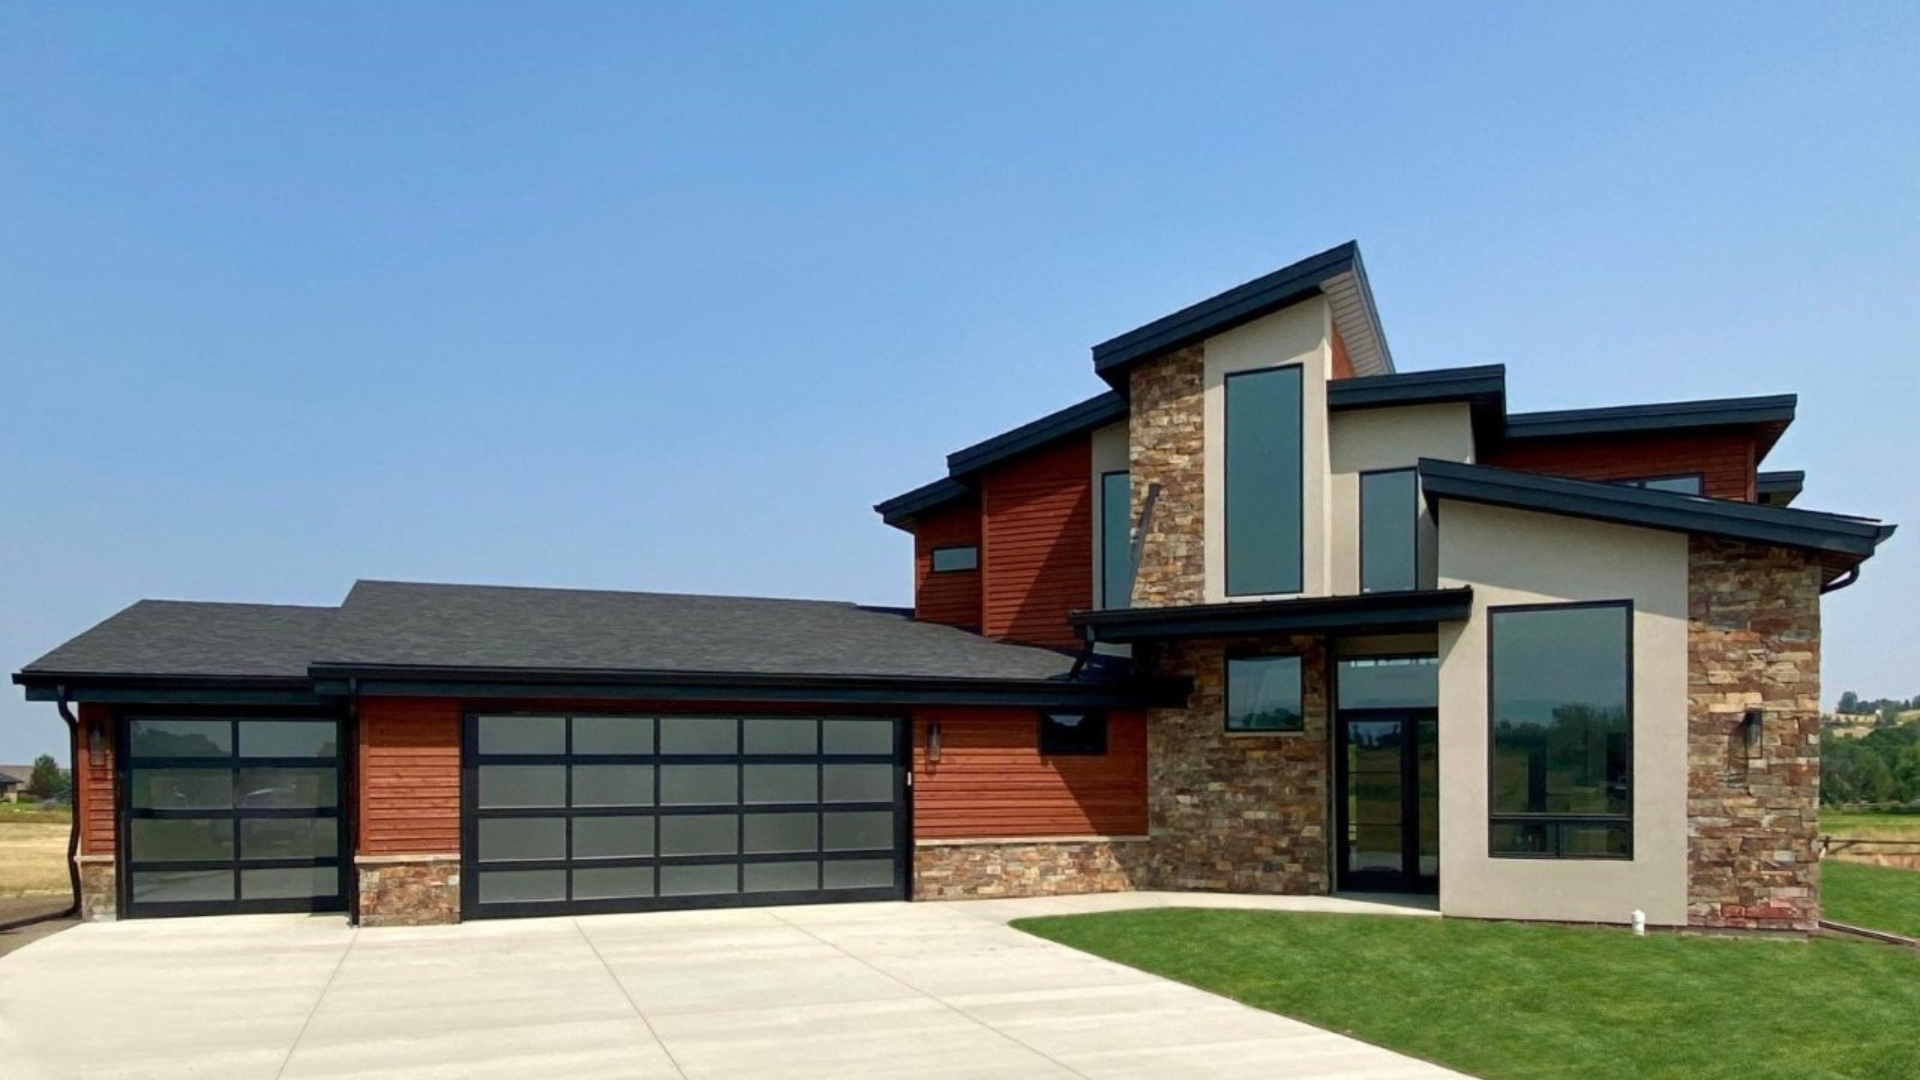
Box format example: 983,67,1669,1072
355,853,461,927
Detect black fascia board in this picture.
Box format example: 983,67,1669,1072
1756,470,1806,505
1091,242,1358,383
14,670,325,706
1418,458,1894,558
1070,588,1474,644
1327,364,1507,445
944,391,1127,479
874,476,973,529
1503,394,1797,445
306,663,1190,710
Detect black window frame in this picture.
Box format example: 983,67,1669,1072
1358,466,1421,594
1038,710,1108,756
1099,469,1132,609
1623,474,1705,496
1223,363,1305,597
929,545,979,573
1224,653,1306,734
1485,599,1634,861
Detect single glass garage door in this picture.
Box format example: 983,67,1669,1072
121,716,345,917
464,714,906,919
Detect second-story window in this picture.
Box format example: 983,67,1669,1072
930,546,978,572
1224,365,1304,596
1624,475,1704,496
1101,470,1132,609
1360,468,1419,593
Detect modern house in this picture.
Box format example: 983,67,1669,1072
13,243,1893,932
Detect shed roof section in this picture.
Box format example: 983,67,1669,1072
17,600,335,682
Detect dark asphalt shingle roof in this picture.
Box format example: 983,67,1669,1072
314,580,1078,681
20,600,336,680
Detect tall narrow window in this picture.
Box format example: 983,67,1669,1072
1100,470,1132,609
1360,468,1419,593
1224,365,1304,596
1488,602,1633,859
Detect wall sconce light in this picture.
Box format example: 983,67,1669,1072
1742,708,1765,751
87,719,105,761
928,721,941,764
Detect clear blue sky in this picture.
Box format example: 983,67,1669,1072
3,3,1914,763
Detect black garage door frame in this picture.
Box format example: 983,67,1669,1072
116,708,350,919
460,711,911,920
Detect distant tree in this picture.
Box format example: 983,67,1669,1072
26,754,69,801
1838,691,1862,714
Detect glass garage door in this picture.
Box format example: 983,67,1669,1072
121,716,345,917
464,714,906,919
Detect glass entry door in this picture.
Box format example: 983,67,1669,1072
1336,711,1437,894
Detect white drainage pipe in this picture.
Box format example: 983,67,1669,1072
1632,909,1647,936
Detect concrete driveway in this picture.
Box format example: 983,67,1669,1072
0,892,1465,1080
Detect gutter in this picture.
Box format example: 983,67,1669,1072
0,685,82,933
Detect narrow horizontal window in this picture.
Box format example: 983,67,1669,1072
1624,475,1703,495
930,546,979,573
1488,601,1633,859
1226,656,1303,733
1039,711,1107,756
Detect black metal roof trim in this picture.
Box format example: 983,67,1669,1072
1418,458,1894,559
1070,588,1474,644
1328,364,1507,444
11,671,327,706
945,391,1127,478
874,476,973,528
1756,470,1806,506
1503,394,1797,441
1091,242,1358,379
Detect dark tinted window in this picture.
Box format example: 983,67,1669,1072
1226,656,1304,732
1628,475,1703,495
1101,471,1133,609
1489,602,1632,858
1360,469,1419,593
1225,365,1303,595
930,546,978,572
1039,712,1107,756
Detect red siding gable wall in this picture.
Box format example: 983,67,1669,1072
911,707,1148,839
981,436,1093,649
1486,431,1759,501
913,497,982,631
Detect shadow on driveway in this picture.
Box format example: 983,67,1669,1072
0,895,78,959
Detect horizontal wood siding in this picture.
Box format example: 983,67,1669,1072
911,706,1147,839
78,703,114,855
358,697,461,855
981,436,1093,648
913,496,982,631
1486,432,1758,501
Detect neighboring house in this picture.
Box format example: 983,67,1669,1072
0,765,32,802
11,242,1894,931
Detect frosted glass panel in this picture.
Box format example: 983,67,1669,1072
479,817,566,862
573,866,655,900
478,869,566,904
660,765,737,806
242,867,338,900
132,869,233,903
744,764,815,804
744,813,817,854
824,859,895,889
823,764,891,803
660,864,738,896
660,717,736,755
478,766,565,808
573,816,654,859
477,715,565,755
573,716,654,755
241,818,338,861
744,861,818,893
660,815,737,856
822,720,893,755
744,719,817,755
573,764,653,808
823,811,893,852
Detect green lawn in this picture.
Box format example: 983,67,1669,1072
1825,861,1920,938
0,802,71,823
1016,909,1920,1080
1820,809,1920,840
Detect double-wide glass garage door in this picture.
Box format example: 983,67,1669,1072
122,716,345,917
464,714,907,919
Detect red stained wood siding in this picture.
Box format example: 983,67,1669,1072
77,703,115,855
980,436,1093,648
1486,432,1759,501
913,496,982,631
911,707,1148,839
358,697,461,855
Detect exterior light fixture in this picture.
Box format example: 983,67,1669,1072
1742,708,1764,750
928,721,941,764
88,719,105,760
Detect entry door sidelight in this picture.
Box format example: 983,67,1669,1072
1336,712,1438,894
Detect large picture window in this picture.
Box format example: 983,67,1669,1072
1359,468,1419,593
1226,655,1304,733
1224,365,1303,596
1488,601,1633,859
1101,470,1132,609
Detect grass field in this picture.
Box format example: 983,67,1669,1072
1820,809,1920,839
0,808,72,897
1017,909,1920,1080
1824,861,1920,938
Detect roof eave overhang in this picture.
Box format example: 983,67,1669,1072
874,477,974,530
1070,588,1474,644
13,671,325,706
1418,458,1893,561
307,663,1190,710
1327,365,1508,447
1502,395,1798,462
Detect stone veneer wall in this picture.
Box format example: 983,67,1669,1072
1128,344,1205,607
1138,635,1332,894
1686,536,1823,932
77,855,115,921
356,855,461,927
913,839,1149,899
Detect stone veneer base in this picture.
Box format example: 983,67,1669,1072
913,838,1150,900
356,854,461,927
77,854,116,922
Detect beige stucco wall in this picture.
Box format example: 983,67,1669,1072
1328,403,1475,595
1436,501,1690,926
1201,297,1330,602
1090,420,1130,608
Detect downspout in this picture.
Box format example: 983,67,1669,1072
1069,482,1161,680
1819,566,1860,595
0,686,83,932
